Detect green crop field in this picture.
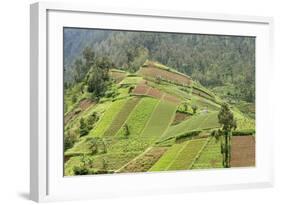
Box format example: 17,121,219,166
116,97,159,137
65,151,141,176
161,111,220,141
149,143,186,171
89,99,127,137
103,97,141,137
140,100,177,139
191,96,221,111
120,76,143,85
191,137,223,169
150,138,207,171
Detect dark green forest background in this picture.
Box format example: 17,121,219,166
64,28,255,103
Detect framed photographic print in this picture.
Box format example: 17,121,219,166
30,2,274,202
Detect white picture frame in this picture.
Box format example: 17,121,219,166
30,1,274,202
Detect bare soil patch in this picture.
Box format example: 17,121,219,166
163,94,181,104
172,112,190,125
231,136,255,167
79,99,94,110
139,66,192,85
64,99,95,125
132,84,150,95
109,70,126,83
147,87,163,99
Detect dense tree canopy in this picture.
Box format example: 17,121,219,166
64,29,255,102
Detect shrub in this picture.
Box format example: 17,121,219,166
64,130,78,151
87,112,99,129
73,166,89,175
79,118,89,137
128,85,135,93
232,129,255,136
64,136,74,151
192,105,198,114
71,95,77,104
105,90,117,98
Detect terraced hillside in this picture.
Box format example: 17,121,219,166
64,61,255,176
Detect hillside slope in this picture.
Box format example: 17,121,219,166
64,61,255,176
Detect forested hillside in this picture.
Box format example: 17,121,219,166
64,28,255,102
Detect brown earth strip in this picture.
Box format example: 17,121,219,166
138,66,192,86
109,70,127,83
119,147,168,173
172,112,190,125
147,87,163,99
132,84,150,95
64,99,95,125
79,99,94,110
231,136,255,167
163,94,181,104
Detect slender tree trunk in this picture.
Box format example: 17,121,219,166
225,131,231,168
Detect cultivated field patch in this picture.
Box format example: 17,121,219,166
64,99,96,125
89,99,127,137
116,97,159,138
132,84,150,95
162,111,220,141
172,112,190,125
163,93,181,104
103,97,141,137
150,138,207,171
191,96,220,111
191,137,223,169
120,76,143,85
141,100,177,139
109,69,127,83
138,66,192,86
64,151,141,176
119,147,168,173
147,87,163,99
231,136,255,167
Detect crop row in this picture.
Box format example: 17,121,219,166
150,138,207,171
103,97,141,137
191,137,223,169
115,97,159,138
141,100,177,139
162,111,220,141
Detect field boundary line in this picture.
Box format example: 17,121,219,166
114,97,142,137
189,137,211,169
139,99,161,137
104,97,140,137
90,99,126,137
158,99,179,141
161,113,203,141
165,141,189,170
115,147,153,172
195,111,218,130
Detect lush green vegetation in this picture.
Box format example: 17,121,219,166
150,138,207,171
191,137,223,169
162,111,220,141
89,99,126,137
140,100,177,139
116,97,159,138
63,29,255,175
64,29,255,103
103,97,140,137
